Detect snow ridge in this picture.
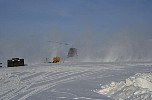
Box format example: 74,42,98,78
98,73,152,100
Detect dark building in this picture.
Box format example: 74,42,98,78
67,48,78,57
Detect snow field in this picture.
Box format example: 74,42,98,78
0,63,105,100
0,62,152,100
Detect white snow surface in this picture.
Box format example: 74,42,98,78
0,62,152,100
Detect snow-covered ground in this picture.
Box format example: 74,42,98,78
0,62,152,100
97,73,152,100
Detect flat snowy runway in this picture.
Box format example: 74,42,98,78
0,62,152,100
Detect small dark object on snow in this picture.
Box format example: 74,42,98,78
7,58,24,67
67,48,78,57
0,63,2,67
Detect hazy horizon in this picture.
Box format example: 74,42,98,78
0,0,152,64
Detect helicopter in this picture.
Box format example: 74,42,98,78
47,41,78,63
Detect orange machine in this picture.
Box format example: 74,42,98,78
53,56,60,63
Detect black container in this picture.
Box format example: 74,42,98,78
7,58,24,67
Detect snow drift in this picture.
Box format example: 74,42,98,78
97,72,152,100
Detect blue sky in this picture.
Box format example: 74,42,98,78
0,0,152,62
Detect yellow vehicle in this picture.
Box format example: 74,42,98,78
53,56,60,63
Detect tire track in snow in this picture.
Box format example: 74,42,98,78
17,71,95,100
0,66,98,100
